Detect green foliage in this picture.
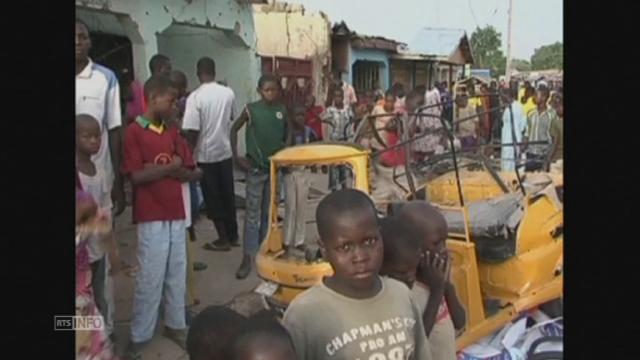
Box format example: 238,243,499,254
531,42,563,70
470,26,506,76
511,58,531,71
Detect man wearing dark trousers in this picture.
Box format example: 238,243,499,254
182,57,239,251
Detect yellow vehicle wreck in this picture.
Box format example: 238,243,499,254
253,90,563,350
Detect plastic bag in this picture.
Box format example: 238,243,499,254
458,310,562,360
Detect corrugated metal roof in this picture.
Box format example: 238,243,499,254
408,28,467,57
332,21,404,52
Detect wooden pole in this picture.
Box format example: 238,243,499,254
505,0,514,83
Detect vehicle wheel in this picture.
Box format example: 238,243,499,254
527,336,563,360
539,298,563,318
529,351,563,360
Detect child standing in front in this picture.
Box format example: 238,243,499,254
283,189,433,360
76,114,120,341
397,201,467,360
231,75,289,280
75,190,118,360
122,75,196,358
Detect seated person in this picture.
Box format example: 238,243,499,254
283,189,433,360
397,202,467,360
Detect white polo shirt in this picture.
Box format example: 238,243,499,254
182,82,236,163
76,59,122,195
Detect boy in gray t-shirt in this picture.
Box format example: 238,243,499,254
283,189,432,360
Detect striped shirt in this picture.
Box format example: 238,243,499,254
527,107,558,156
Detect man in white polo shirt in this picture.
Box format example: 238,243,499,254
75,18,124,340
183,57,239,252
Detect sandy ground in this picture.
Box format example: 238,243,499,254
111,206,260,358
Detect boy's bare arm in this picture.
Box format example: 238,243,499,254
108,127,126,216
422,288,445,336
286,129,294,146
130,157,182,185
419,252,449,336
444,282,466,330
231,109,250,170
171,167,203,183
182,130,200,152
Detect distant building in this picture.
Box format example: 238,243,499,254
470,69,492,82
253,1,332,107
392,27,474,89
331,21,404,95
76,0,267,154
76,0,266,116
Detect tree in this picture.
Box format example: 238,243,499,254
470,26,507,76
511,58,531,72
531,42,563,70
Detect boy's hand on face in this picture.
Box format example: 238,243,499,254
421,250,449,292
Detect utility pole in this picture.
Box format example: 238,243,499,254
505,0,513,83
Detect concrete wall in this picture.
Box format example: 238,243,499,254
331,37,350,75
390,60,413,89
349,48,390,91
76,0,260,88
253,2,331,105
435,64,463,85
157,24,256,119
76,0,263,154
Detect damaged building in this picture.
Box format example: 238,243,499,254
76,0,267,124
253,1,332,107
394,27,474,88
331,21,404,96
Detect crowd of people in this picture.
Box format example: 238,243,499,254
307,73,563,175
76,17,563,360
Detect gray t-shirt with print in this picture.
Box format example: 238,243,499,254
283,276,433,360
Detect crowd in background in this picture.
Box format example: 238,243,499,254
76,16,563,359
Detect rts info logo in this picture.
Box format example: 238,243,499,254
54,316,104,331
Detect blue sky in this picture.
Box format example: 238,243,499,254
289,0,563,60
